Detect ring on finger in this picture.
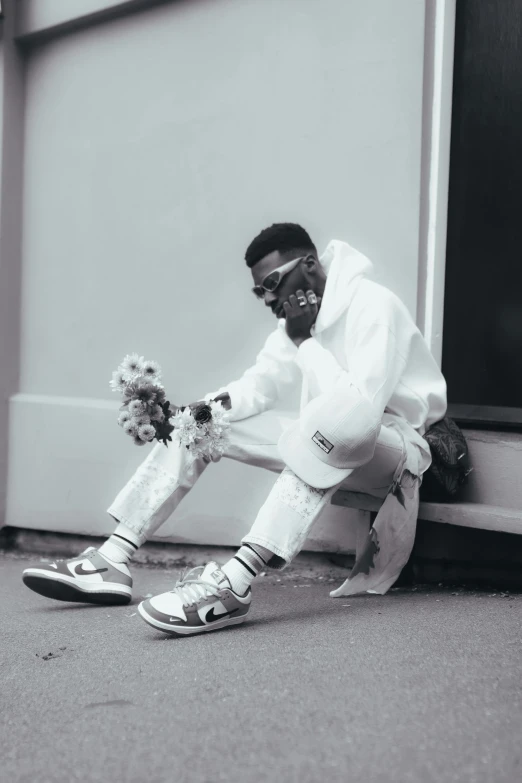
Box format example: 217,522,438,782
297,295,307,307
307,292,318,305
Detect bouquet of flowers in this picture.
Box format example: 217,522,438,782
110,353,230,458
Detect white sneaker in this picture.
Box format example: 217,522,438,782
138,562,251,636
22,547,132,605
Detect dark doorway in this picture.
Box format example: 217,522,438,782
442,0,522,428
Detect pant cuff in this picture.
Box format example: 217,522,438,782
241,535,291,571
106,506,149,547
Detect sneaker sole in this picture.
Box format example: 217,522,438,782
137,601,247,635
22,570,132,605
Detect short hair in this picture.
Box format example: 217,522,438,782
244,223,317,268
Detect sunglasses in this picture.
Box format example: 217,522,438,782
252,255,310,300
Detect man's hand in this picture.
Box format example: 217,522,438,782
283,289,321,347
211,392,232,411
183,392,232,412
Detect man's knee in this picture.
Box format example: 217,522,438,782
278,394,381,489
348,404,381,463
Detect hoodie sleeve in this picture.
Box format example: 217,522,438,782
204,326,300,421
295,321,409,420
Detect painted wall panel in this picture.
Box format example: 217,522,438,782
8,0,427,547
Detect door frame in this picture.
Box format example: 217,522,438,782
416,0,457,368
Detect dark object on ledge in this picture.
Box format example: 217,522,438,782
420,417,473,503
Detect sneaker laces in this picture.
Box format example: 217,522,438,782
170,566,222,607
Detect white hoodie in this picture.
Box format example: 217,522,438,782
208,239,447,475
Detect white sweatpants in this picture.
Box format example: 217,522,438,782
107,410,406,569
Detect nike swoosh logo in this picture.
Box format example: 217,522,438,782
205,607,238,623
74,563,109,576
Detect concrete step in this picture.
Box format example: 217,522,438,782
332,490,522,536
333,428,522,537
454,429,522,507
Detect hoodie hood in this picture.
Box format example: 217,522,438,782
313,239,374,333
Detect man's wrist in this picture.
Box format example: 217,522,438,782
212,391,232,410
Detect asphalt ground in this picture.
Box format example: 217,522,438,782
2,553,521,783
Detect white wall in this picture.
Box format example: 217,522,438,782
6,0,427,551
1,1,26,530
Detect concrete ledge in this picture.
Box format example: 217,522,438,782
3,525,522,591
332,491,522,535
418,502,522,534
0,526,356,582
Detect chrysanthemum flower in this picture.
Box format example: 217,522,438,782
170,407,199,446
138,424,156,442
133,414,151,428
209,400,231,426
134,382,157,405
122,387,135,404
128,399,146,416
150,404,165,423
120,353,145,380
117,410,132,427
174,399,231,458
155,388,166,404
110,369,128,394
141,360,162,383
123,420,138,438
133,435,147,446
